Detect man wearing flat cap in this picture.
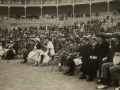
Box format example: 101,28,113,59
78,35,93,79
58,37,75,71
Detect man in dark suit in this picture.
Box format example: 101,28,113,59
78,35,93,79
96,33,109,84
84,36,100,81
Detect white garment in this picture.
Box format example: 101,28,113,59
74,58,82,66
0,46,4,57
4,49,9,57
28,49,42,62
42,51,50,64
47,41,55,55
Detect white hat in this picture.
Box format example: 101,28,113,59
36,38,40,42
10,41,13,43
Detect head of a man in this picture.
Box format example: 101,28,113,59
96,34,105,43
82,36,89,44
113,32,120,43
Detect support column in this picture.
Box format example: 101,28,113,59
41,0,42,21
8,0,10,20
24,6,26,22
73,5,74,23
25,0,26,22
8,6,10,37
57,0,58,22
73,0,75,23
89,0,92,24
56,6,58,22
107,0,110,16
8,6,10,21
41,6,42,21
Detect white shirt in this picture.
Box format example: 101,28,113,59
0,45,2,51
47,41,54,49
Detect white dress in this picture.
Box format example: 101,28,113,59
42,51,50,64
47,41,55,56
27,44,41,61
0,45,4,58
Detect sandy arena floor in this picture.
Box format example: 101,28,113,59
0,59,113,90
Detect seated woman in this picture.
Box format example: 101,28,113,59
0,42,4,59
5,41,16,60
46,37,55,56
27,38,41,66
40,47,50,66
4,42,11,58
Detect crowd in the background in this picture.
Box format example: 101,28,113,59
0,18,120,90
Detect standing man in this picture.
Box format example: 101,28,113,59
78,35,93,79
96,33,109,84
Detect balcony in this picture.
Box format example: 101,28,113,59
0,0,9,4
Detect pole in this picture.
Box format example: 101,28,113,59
73,0,74,23
57,0,58,23
25,0,26,23
90,0,92,24
107,0,110,16
41,0,42,21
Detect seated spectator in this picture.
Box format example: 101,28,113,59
5,41,16,60
27,38,41,66
0,42,4,59
96,32,120,89
40,47,50,66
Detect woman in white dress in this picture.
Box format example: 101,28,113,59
27,38,42,66
40,48,50,65
45,37,55,56
0,43,4,59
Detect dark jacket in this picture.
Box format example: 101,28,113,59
97,40,109,62
107,42,120,62
36,42,41,49
80,42,93,62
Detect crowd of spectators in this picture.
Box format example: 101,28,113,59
0,17,120,90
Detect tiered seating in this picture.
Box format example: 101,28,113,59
15,0,22,4
75,0,89,3
60,0,66,3
29,0,35,4
44,0,52,4
67,0,73,3
50,0,57,4
0,0,9,4
35,0,41,4
10,0,15,4
10,0,24,4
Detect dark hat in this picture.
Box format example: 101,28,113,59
113,32,120,38
96,33,106,39
105,33,113,39
82,35,90,40
46,37,52,41
91,36,97,40
66,38,74,42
